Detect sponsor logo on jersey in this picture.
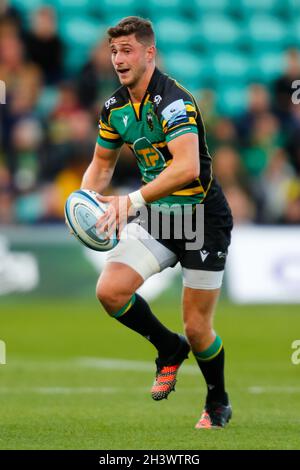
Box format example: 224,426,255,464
123,115,129,127
146,111,154,131
154,94,162,105
105,96,117,109
162,99,187,127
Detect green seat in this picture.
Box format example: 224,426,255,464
65,46,90,72
239,0,282,15
293,19,300,46
253,51,285,82
59,16,105,48
144,0,186,18
163,51,204,92
155,18,193,50
193,0,232,15
216,85,248,116
211,52,251,83
10,0,43,12
197,15,243,49
247,15,288,50
51,0,89,13
89,0,138,17
36,86,59,117
288,0,300,14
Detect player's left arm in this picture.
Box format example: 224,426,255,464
140,132,200,203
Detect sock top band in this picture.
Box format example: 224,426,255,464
112,294,136,319
194,335,223,361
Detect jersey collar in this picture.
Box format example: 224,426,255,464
147,67,164,95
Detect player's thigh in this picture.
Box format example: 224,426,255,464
98,221,178,293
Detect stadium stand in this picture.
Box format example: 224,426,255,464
0,0,299,225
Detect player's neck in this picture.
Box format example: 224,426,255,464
127,64,155,103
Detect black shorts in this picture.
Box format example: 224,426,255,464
133,179,233,272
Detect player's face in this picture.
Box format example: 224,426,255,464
110,34,154,88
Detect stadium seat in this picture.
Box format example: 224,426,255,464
144,0,192,20
238,0,282,15
59,16,105,49
193,0,232,15
36,86,59,117
50,0,89,13
253,51,285,83
163,51,204,92
88,0,139,18
293,19,300,47
211,52,251,84
288,0,300,14
155,18,194,51
65,46,91,72
246,15,288,50
216,85,248,116
196,15,243,50
10,0,43,13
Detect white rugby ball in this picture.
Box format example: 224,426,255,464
64,189,118,251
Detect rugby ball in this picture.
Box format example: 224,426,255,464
64,189,118,251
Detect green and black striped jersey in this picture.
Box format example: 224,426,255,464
97,67,213,206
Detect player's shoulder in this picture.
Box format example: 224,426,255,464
149,68,197,116
101,85,128,119
151,68,194,101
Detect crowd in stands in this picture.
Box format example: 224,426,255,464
0,2,300,225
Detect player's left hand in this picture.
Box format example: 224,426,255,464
95,194,131,239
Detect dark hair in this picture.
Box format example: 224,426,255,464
107,16,155,46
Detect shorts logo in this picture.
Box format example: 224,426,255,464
162,99,187,127
105,96,117,109
200,250,209,262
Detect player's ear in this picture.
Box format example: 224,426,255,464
146,44,156,61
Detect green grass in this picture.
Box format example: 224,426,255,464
0,297,299,450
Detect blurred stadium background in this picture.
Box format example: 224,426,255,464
0,0,300,450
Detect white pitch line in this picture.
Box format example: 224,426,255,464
0,386,126,395
248,386,300,394
75,357,199,375
5,357,199,375
0,385,299,396
0,386,200,395
5,358,300,395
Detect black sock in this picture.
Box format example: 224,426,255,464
114,293,179,359
194,339,228,405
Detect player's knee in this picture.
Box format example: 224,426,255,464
96,281,116,308
184,317,211,344
96,280,131,314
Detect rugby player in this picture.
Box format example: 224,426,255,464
80,17,233,429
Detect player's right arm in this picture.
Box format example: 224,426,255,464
81,102,123,193
81,143,120,193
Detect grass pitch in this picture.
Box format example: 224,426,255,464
0,296,299,450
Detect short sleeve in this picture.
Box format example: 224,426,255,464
157,84,199,143
97,106,123,149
